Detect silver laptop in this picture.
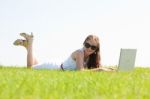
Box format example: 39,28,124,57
117,49,137,71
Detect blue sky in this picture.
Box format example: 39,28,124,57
0,0,150,67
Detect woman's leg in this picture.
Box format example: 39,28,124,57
14,33,39,68
26,37,39,68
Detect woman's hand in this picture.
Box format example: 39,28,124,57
90,67,116,72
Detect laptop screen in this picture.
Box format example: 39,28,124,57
118,49,137,71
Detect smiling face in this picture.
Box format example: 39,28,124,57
83,35,99,56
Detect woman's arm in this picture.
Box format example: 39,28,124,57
89,67,115,72
72,50,85,70
75,51,85,70
72,50,115,72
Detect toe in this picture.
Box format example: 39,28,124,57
13,39,23,45
20,32,33,40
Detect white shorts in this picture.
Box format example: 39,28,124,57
32,62,61,70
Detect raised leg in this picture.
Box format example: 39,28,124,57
26,36,38,68
13,32,39,68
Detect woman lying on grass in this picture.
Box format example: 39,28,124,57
13,33,113,72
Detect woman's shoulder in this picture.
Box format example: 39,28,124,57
74,48,84,54
71,48,84,60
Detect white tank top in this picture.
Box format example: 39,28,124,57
62,48,84,70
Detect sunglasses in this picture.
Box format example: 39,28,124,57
84,42,97,50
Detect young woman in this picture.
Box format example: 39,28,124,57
13,33,113,71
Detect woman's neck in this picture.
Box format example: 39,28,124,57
84,50,89,61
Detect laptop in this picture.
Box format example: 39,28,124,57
117,49,137,71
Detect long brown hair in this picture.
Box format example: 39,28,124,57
83,35,101,69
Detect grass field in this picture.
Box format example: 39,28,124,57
0,66,150,99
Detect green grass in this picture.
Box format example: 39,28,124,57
0,66,150,99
